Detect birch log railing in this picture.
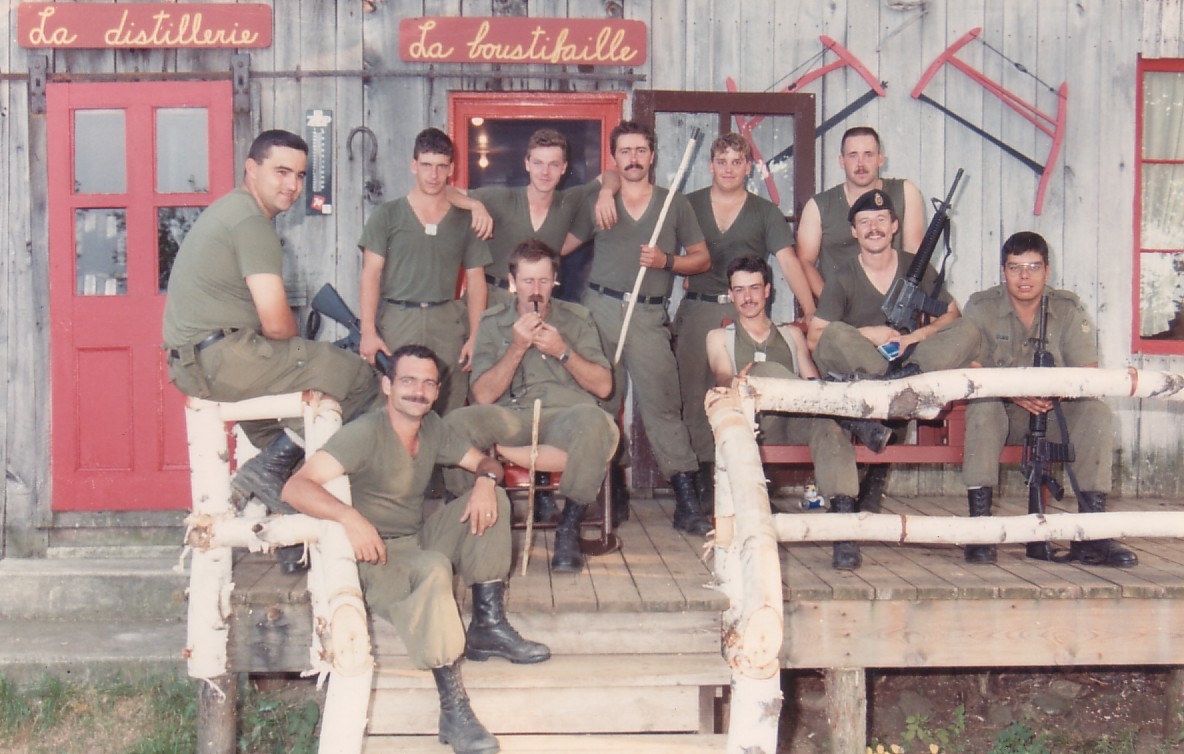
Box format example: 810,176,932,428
705,367,1184,754
181,392,371,754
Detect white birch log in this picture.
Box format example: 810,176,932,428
745,367,1184,420
774,510,1184,544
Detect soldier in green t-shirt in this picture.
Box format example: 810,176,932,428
961,231,1136,568
283,345,550,754
162,130,380,559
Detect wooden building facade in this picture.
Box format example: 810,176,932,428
3,0,1184,558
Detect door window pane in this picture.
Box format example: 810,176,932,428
466,118,601,189
157,206,203,292
74,110,126,194
1143,71,1184,160
1140,252,1184,339
157,108,209,193
75,208,127,296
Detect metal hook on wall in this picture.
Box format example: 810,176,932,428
347,126,383,204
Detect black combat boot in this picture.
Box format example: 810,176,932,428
696,461,716,517
880,362,923,380
464,581,551,664
964,487,998,564
829,494,862,570
231,431,304,512
671,471,712,535
431,661,500,754
551,501,587,574
836,419,893,453
1068,492,1138,568
610,464,630,526
857,465,890,514
533,472,560,525
275,544,308,575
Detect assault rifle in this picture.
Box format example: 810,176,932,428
1020,293,1074,561
308,283,391,375
881,168,964,335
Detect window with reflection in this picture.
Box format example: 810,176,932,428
157,108,209,193
74,110,126,194
75,208,127,295
157,206,204,292
466,118,601,190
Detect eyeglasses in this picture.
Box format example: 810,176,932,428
1005,261,1046,275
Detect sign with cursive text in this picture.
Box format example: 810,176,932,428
399,17,646,66
17,2,272,49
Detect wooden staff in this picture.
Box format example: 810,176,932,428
613,127,702,364
519,398,543,576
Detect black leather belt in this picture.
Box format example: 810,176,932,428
385,298,450,308
684,291,731,304
484,273,510,290
588,282,664,306
167,328,237,361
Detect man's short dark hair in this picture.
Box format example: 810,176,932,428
840,126,882,153
247,130,308,162
508,238,560,278
386,344,440,380
527,128,569,157
413,128,454,160
726,255,772,286
610,120,656,154
1001,231,1050,265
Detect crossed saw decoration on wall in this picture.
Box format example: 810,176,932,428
727,27,1068,216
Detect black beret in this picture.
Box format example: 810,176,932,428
848,189,896,223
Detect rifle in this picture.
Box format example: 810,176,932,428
307,283,392,375
881,168,964,335
1020,293,1074,561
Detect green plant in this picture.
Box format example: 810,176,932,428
989,722,1053,754
124,674,199,754
902,705,967,752
238,683,321,754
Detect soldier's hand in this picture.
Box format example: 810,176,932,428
1012,396,1054,415
342,509,387,565
469,201,494,240
360,332,391,367
461,480,500,535
512,312,543,351
639,244,669,270
595,189,618,229
459,336,477,372
533,323,566,358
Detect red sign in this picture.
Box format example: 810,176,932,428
399,17,647,67
17,3,272,49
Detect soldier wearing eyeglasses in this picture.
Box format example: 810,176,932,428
960,231,1137,568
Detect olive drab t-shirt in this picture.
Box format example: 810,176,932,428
813,177,908,282
568,186,705,298
815,250,953,328
685,188,793,296
321,409,471,538
162,188,281,348
470,181,601,280
470,299,609,409
357,199,492,302
963,285,1097,369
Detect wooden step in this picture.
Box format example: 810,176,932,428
362,733,729,753
365,653,730,735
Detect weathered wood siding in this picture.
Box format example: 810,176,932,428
4,0,1184,553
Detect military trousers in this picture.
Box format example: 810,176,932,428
813,318,981,377
673,297,736,464
378,300,469,417
357,486,512,670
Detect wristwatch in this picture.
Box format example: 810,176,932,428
557,349,571,365
663,252,675,271
478,471,499,484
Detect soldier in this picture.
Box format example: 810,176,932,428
470,239,619,573
674,133,815,511
566,120,713,535
961,231,1137,567
162,129,379,571
706,256,861,569
796,126,926,299
282,345,550,754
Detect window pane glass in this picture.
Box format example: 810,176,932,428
732,113,797,217
75,208,127,296
1143,71,1184,160
74,110,126,194
1141,164,1184,250
1140,252,1184,339
466,118,601,189
157,108,209,193
652,111,716,199
158,206,204,293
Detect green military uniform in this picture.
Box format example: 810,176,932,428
358,199,492,417
813,250,980,376
724,323,858,498
568,186,704,478
471,182,600,310
163,188,379,448
813,177,908,282
322,407,511,670
962,285,1113,491
470,300,619,505
675,187,794,463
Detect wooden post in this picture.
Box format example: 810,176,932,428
826,668,867,754
1165,668,1184,742
197,674,238,754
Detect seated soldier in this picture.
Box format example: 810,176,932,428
282,345,550,754
470,239,619,574
961,231,1136,568
706,256,862,570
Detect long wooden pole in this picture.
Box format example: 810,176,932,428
613,127,702,364
519,399,543,576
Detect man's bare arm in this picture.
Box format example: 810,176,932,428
774,246,816,320
788,326,820,378
358,250,389,365
245,273,298,340
705,328,735,387
900,179,926,253
282,451,387,565
460,267,488,371
795,198,826,299
445,186,493,240
806,314,830,352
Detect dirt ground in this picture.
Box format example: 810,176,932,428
779,667,1184,753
